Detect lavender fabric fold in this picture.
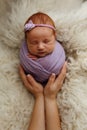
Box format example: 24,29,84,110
20,40,65,84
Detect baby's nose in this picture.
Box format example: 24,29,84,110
38,43,45,50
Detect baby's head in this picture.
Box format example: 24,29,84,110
24,12,56,58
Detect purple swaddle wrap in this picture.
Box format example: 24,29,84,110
20,40,65,84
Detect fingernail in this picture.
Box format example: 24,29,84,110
52,73,56,77
65,61,67,66
27,74,30,77
52,73,55,75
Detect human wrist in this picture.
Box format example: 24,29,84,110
44,96,56,103
35,93,44,100
44,97,57,110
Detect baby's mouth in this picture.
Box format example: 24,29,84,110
37,51,47,57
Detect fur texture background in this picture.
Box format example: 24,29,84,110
0,0,87,130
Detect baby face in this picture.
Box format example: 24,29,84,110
26,27,56,57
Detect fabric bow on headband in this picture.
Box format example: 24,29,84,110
24,20,56,32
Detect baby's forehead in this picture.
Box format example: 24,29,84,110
27,27,54,37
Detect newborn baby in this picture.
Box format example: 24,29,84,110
20,12,65,85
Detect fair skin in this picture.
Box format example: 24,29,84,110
26,27,56,58
19,62,67,130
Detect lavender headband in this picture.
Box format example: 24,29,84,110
24,20,56,32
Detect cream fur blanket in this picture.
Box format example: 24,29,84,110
0,0,87,130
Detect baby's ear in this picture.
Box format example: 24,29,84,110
54,32,57,39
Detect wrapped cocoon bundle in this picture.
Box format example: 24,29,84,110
20,40,65,85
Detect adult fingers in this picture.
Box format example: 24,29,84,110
19,65,27,83
27,75,43,89
55,61,67,85
59,61,67,80
19,65,32,90
45,73,56,89
27,74,39,87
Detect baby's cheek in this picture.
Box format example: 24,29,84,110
48,45,55,52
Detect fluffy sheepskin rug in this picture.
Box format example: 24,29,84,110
0,0,87,130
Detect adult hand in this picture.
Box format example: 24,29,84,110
19,65,43,99
44,62,67,100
